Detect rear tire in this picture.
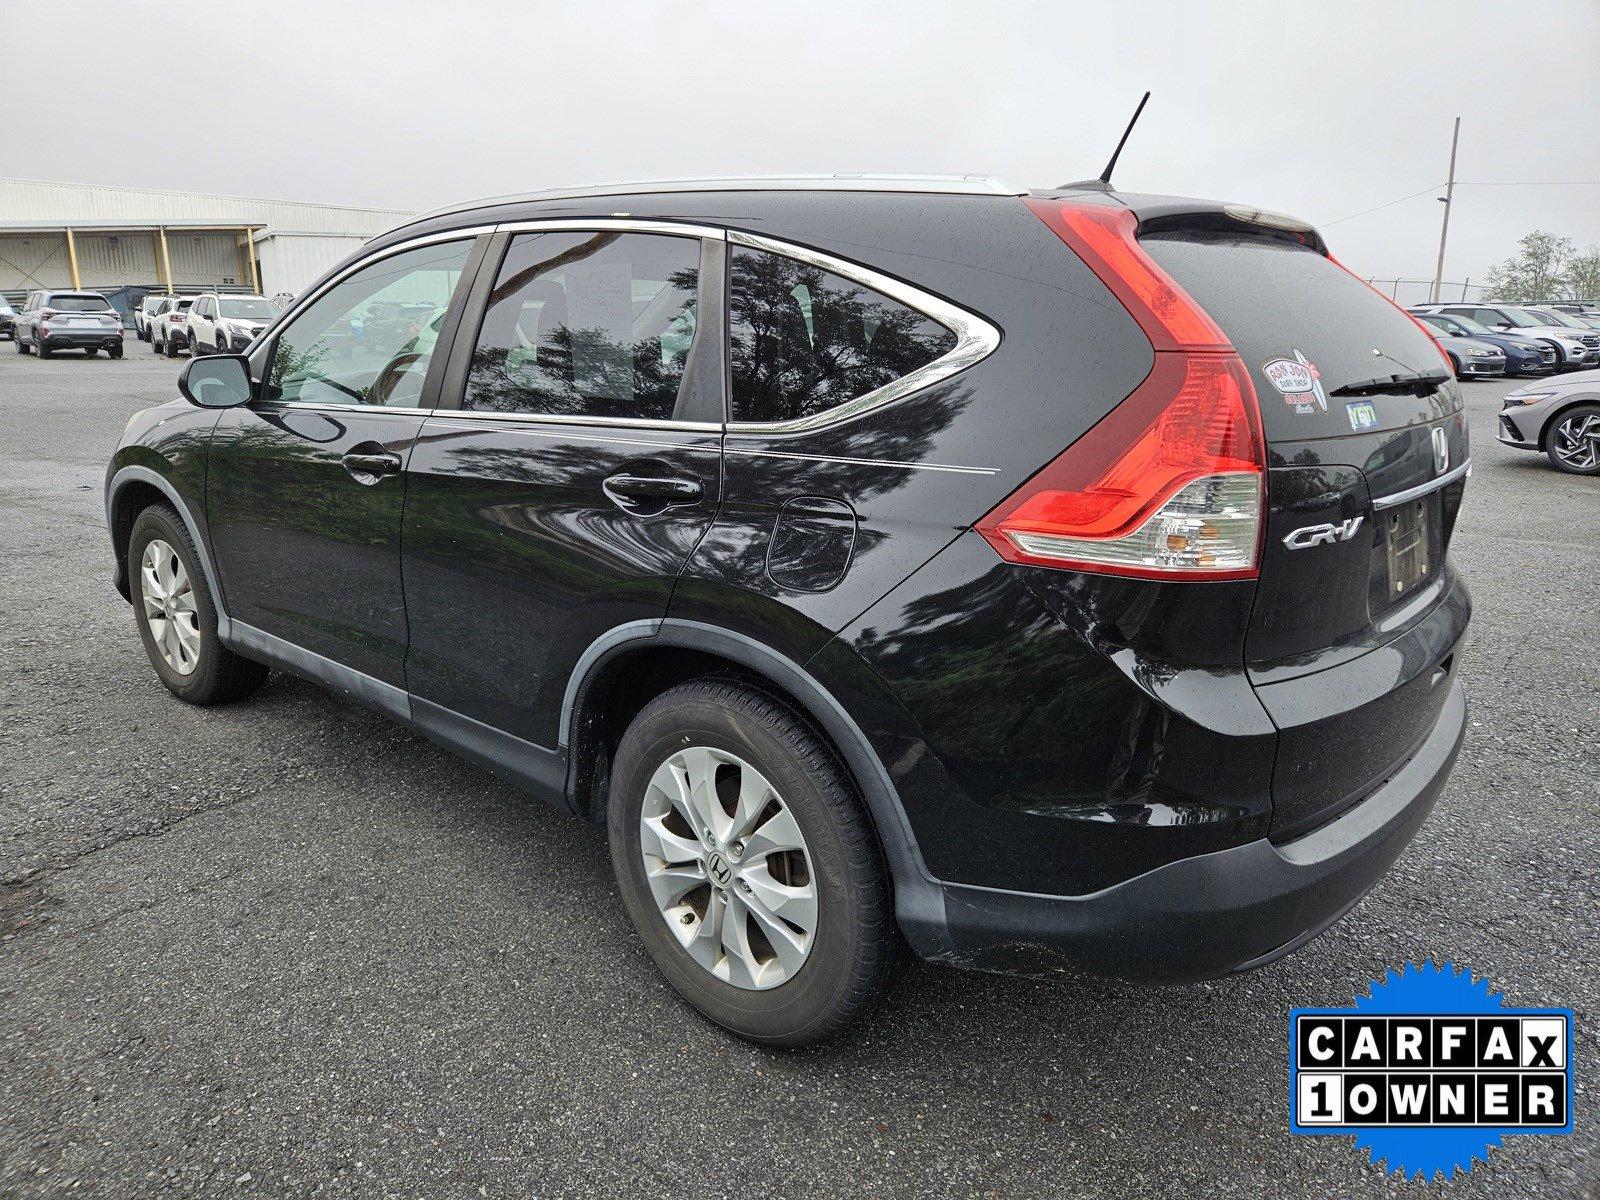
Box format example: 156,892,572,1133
1544,403,1600,475
128,504,268,705
38,343,51,359
109,342,123,360
164,334,179,358
608,679,898,1046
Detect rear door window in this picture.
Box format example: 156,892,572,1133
462,231,702,422
727,245,956,424
1141,232,1456,441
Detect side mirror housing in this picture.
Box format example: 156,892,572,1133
179,353,254,408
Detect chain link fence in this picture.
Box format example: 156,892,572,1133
1363,277,1489,307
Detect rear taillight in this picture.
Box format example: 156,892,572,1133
39,308,57,320
975,200,1265,581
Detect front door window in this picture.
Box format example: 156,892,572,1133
265,240,474,408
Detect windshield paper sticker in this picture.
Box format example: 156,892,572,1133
1290,960,1574,1182
1263,350,1328,413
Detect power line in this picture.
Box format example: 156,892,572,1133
1321,186,1441,228
1456,180,1600,187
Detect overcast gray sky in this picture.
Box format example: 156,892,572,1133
4,0,1597,289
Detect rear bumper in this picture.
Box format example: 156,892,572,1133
921,676,1465,982
41,331,122,349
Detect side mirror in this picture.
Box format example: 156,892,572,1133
179,354,253,408
1496,323,1512,330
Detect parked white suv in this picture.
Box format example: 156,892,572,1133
186,293,281,356
135,294,178,342
150,296,196,357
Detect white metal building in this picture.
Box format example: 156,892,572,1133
0,178,412,320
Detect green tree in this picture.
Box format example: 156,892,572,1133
1483,231,1575,302
1560,248,1600,301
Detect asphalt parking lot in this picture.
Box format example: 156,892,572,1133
1,336,1595,1198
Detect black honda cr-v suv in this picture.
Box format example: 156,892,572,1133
106,175,1470,1044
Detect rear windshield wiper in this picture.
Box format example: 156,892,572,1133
1330,370,1451,398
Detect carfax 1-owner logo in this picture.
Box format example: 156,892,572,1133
1290,961,1575,1181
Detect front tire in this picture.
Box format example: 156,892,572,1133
608,679,897,1046
1544,403,1600,475
128,504,268,705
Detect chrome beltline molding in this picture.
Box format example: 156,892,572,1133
1370,459,1471,510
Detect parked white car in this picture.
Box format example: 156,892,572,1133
185,293,282,356
150,296,195,357
135,294,181,342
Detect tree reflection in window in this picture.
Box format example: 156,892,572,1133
729,247,956,424
464,231,701,421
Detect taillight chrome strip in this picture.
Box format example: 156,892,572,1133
1370,460,1472,510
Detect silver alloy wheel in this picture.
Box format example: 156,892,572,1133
639,746,819,990
1551,412,1600,470
139,539,202,675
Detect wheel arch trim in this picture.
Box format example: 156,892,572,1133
559,617,953,953
105,465,231,638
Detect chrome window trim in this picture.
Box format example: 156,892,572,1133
259,225,495,349
426,409,719,432
1370,459,1471,510
723,230,1001,435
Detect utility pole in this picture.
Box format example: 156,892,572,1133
1431,117,1461,303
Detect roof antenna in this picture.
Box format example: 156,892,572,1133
1060,91,1150,191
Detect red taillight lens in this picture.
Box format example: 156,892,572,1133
977,354,1264,579
1023,198,1231,352
978,200,1267,581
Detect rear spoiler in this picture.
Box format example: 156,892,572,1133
1043,190,1329,256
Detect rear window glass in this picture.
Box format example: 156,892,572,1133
50,295,113,312
1141,232,1456,441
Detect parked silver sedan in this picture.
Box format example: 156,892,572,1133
1498,369,1600,474
1428,329,1506,379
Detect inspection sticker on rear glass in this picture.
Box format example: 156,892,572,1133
1290,961,1574,1182
1347,401,1380,431
1263,349,1328,413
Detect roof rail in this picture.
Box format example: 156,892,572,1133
410,174,1028,223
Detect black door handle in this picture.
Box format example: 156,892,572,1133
342,451,402,481
602,472,703,513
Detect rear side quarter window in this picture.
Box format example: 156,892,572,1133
727,245,957,425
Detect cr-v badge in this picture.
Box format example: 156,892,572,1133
1284,516,1365,550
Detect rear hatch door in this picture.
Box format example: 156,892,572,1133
1141,224,1469,838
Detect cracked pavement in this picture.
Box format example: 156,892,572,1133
1,347,1596,1198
